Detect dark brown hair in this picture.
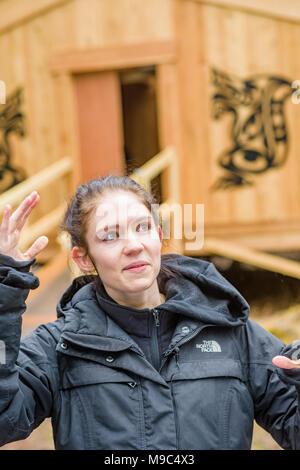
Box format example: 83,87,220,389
60,175,181,281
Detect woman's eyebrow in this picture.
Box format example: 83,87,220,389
96,215,151,233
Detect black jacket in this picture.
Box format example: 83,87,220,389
0,253,299,450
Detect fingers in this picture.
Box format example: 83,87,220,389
0,205,12,243
10,192,40,232
24,236,48,260
0,192,39,242
0,192,48,261
272,355,300,370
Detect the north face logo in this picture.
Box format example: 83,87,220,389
196,340,221,352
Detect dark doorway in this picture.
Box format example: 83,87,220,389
120,66,162,204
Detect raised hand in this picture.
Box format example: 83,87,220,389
0,191,48,261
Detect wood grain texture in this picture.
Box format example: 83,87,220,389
1,0,300,253
191,0,300,23
50,41,177,73
174,0,300,243
0,0,73,35
73,71,124,183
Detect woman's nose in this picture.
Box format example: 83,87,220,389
122,234,143,254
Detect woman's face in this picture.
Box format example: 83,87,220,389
73,190,163,303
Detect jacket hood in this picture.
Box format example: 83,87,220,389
56,254,249,329
157,254,249,326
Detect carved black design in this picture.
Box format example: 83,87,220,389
0,88,26,192
211,68,292,189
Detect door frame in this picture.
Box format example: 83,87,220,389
50,40,181,193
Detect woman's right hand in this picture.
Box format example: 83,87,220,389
0,191,48,262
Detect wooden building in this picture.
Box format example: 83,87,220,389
1,0,300,285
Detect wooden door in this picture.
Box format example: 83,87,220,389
73,71,124,184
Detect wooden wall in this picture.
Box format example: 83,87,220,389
1,0,300,250
0,0,174,220
174,0,300,245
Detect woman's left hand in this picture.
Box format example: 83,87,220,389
272,356,300,369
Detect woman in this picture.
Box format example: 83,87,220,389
0,175,299,450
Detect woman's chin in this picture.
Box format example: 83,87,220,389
122,275,155,292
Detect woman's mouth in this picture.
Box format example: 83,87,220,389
126,265,148,273
123,261,149,273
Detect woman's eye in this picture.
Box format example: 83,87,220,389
137,221,151,232
103,231,118,241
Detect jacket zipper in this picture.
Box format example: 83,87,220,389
170,347,180,449
137,378,147,450
151,308,160,371
152,310,179,449
159,324,209,450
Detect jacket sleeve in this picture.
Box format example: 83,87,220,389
245,319,300,449
0,254,58,446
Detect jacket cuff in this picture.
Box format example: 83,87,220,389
277,341,300,387
0,254,36,271
0,254,39,289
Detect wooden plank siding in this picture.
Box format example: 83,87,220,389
173,0,300,244
1,0,300,254
50,41,177,74
0,0,174,221
0,0,73,35
189,0,300,24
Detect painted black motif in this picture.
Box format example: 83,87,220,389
0,88,26,192
211,68,292,189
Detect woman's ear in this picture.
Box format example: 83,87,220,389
158,225,163,244
71,246,95,272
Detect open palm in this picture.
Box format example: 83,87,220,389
0,191,48,261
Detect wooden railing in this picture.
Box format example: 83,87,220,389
0,156,73,251
0,156,73,299
198,237,300,281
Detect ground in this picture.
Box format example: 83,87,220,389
2,256,300,450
